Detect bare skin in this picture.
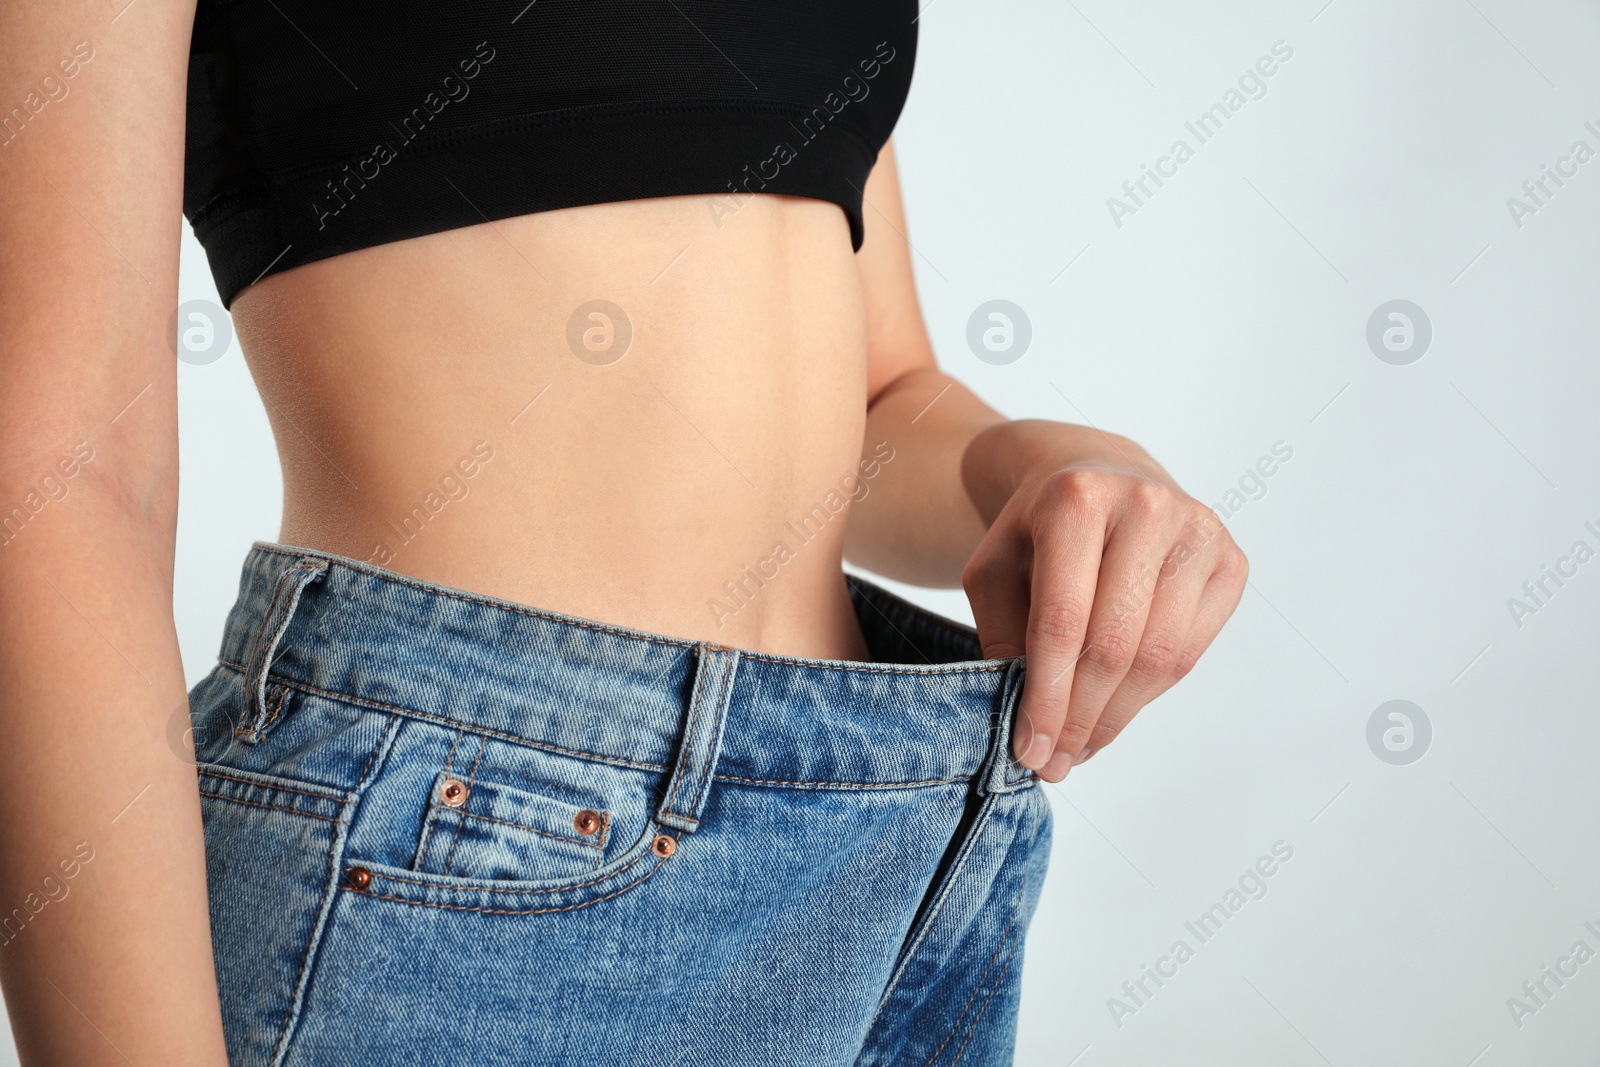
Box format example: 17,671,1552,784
0,2,1246,1061
233,192,877,661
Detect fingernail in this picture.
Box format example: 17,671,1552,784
1042,752,1073,780
1074,748,1093,765
1020,731,1052,770
1012,720,1033,762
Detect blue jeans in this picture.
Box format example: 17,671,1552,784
189,543,1052,1066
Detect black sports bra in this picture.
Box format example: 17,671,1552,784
184,1,917,306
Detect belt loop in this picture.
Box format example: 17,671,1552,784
978,658,1031,796
657,642,738,833
238,555,329,744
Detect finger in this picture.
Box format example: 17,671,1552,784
963,523,1032,661
1012,482,1111,771
1084,539,1247,764
1042,512,1172,779
1169,541,1248,675
1083,519,1229,755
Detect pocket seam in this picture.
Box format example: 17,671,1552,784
345,813,678,919
449,807,605,852
372,826,667,896
358,855,667,916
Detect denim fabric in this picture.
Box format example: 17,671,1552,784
188,543,1052,1067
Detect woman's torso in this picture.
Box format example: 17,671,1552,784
230,193,874,660
185,0,922,659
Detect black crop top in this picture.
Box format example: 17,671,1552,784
184,1,917,306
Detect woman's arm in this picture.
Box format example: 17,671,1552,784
0,1,229,1062
846,140,1248,784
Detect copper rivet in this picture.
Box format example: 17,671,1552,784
651,834,676,859
346,868,372,891
440,779,468,807
573,809,602,836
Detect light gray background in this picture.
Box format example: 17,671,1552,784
7,0,1599,1062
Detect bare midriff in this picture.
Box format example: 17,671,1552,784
229,193,874,660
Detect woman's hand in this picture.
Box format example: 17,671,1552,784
961,420,1248,783
841,162,1247,784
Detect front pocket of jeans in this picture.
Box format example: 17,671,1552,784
346,809,674,917
345,725,674,912
413,772,610,881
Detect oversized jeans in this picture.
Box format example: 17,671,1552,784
189,543,1052,1066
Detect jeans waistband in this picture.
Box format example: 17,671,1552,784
215,543,1034,796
